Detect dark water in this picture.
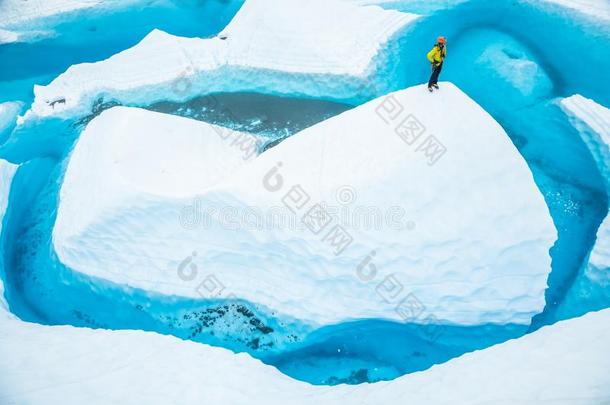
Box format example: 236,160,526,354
147,92,353,148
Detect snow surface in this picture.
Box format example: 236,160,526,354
0,159,18,312
561,95,610,292
55,107,258,241
54,82,556,326
0,303,608,404
23,0,417,120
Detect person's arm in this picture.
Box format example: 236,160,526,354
427,47,437,64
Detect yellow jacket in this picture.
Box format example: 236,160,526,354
427,45,446,64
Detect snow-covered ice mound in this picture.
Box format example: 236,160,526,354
24,0,417,121
54,82,556,326
55,107,258,239
0,301,608,404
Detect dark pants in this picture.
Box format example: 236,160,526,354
428,62,443,87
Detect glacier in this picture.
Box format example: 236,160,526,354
1,0,610,399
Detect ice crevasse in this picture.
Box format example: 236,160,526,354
53,82,557,326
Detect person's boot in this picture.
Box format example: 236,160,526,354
432,83,439,89
428,86,433,92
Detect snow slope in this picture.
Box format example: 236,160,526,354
53,83,556,326
0,304,608,404
0,159,18,311
55,107,258,241
23,0,417,120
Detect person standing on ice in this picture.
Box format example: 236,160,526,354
427,36,446,92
